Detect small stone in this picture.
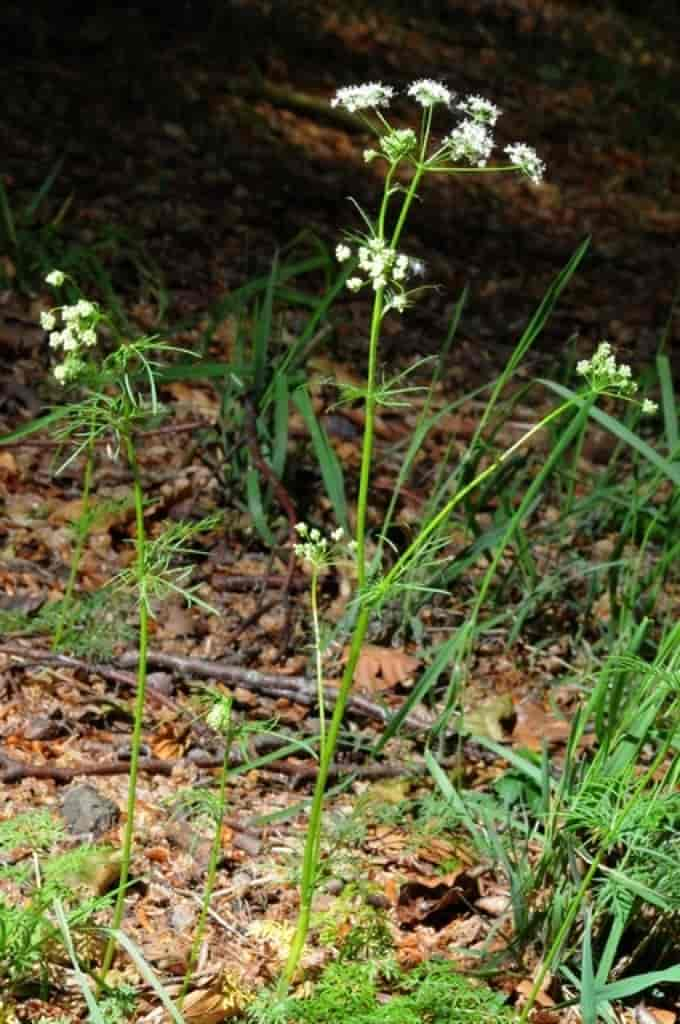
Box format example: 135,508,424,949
60,783,120,837
22,715,64,741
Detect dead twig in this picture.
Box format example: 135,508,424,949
0,644,176,709
118,649,432,733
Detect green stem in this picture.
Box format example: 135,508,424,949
53,438,95,650
281,164,433,988
281,603,371,987
101,434,149,980
355,289,384,589
310,568,326,757
179,724,232,1007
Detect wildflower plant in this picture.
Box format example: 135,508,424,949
280,80,657,990
1,270,220,985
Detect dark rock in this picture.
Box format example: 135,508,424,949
60,783,120,837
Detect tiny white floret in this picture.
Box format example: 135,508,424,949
46,270,65,287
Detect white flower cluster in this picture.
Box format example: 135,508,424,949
294,522,355,569
576,342,657,414
40,271,100,384
504,143,546,187
336,238,423,311
331,82,394,113
407,79,453,108
330,80,545,185
457,94,501,125
446,118,495,167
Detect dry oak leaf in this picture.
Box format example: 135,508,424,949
350,644,421,693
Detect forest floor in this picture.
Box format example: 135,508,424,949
1,2,679,1022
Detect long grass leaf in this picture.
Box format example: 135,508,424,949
471,737,545,787
543,381,680,486
579,912,598,1024
425,749,478,833
596,963,680,1002
293,386,347,530
272,372,289,478
374,630,463,753
26,158,64,219
0,178,17,247
246,467,276,545
253,253,277,398
52,899,107,1024
0,407,72,443
656,354,678,453
111,929,186,1023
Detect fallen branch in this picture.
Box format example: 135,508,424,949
118,649,433,733
0,642,433,738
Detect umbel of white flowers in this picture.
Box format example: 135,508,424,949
42,271,101,383
331,79,545,184
576,341,657,414
330,80,546,312
293,522,357,569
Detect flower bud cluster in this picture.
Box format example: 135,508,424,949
372,127,418,163
41,271,101,384
576,341,657,414
294,522,356,570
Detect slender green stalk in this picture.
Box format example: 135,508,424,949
52,437,95,650
281,603,371,986
101,434,149,980
179,725,232,1007
354,289,384,588
310,567,326,756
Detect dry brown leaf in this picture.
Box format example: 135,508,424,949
635,1008,677,1024
512,700,570,750
475,895,510,916
464,694,515,741
351,644,421,693
516,977,555,1007
149,722,189,760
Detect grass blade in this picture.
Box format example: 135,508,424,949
111,929,186,1023
543,381,680,486
293,386,348,531
52,898,107,1024
656,353,678,453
